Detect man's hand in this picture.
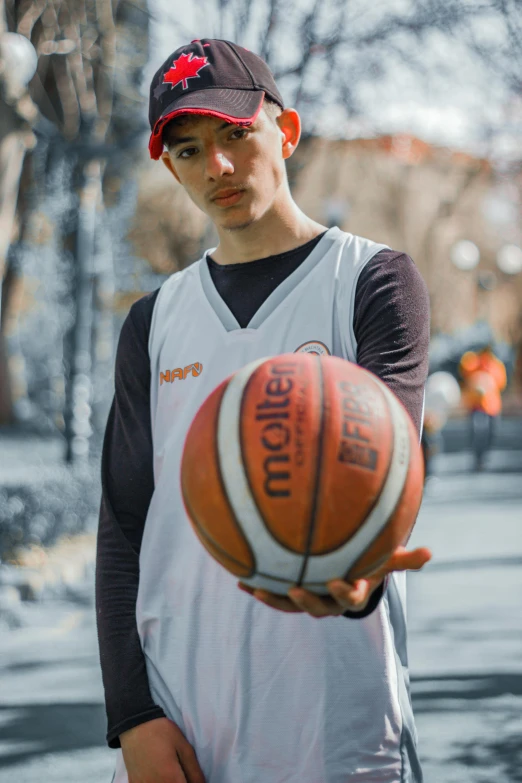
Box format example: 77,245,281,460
238,545,431,617
120,717,206,783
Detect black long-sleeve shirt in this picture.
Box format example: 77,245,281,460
95,240,430,748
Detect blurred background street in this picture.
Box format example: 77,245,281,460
1,0,522,780
0,425,521,782
409,433,522,783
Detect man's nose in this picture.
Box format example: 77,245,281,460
205,147,234,179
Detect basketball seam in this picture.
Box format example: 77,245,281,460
334,374,394,575
297,356,325,586
219,359,304,585
341,374,405,580
361,374,395,516
351,437,421,580
256,569,301,583
186,495,255,576
238,365,265,544
239,363,309,555
208,380,257,576
299,364,412,586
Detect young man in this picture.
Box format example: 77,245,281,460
96,38,431,783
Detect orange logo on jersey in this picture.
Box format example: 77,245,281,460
160,362,203,385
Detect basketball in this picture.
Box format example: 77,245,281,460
181,354,423,595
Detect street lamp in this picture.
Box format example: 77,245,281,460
450,239,522,327
496,244,522,276
450,239,495,324
0,32,38,98
450,240,480,271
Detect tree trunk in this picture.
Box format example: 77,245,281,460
63,160,99,463
0,131,27,424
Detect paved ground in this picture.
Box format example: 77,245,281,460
408,447,522,783
0,585,114,781
0,444,521,782
0,436,66,488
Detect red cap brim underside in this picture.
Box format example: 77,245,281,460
149,90,265,160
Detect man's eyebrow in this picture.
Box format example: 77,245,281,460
166,121,237,148
167,135,197,148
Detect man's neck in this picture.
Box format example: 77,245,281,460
210,199,328,265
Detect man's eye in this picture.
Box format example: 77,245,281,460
178,147,197,159
230,128,248,140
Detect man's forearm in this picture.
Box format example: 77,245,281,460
96,293,163,747
96,494,165,748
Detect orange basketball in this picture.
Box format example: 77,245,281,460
181,354,423,595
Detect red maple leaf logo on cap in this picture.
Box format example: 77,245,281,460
163,53,209,90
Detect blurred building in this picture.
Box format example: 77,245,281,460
5,128,522,428
123,133,522,344
293,134,522,343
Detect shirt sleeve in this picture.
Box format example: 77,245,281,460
95,288,165,749
342,248,430,620
354,249,430,434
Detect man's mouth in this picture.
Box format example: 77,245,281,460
212,189,245,206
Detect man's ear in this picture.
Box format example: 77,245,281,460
277,108,301,160
161,151,181,184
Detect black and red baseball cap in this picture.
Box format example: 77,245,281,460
148,39,285,160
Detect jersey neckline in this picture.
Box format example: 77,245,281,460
206,230,328,274
198,227,344,332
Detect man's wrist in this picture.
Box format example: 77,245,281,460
107,706,166,749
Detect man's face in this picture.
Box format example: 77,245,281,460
162,108,288,231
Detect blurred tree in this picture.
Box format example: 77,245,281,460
0,0,149,461
460,0,522,377
0,22,38,424
149,0,522,381
462,0,522,98
130,0,497,275
160,0,498,182
133,0,508,275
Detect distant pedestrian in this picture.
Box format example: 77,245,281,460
421,410,443,480
459,346,507,470
421,371,461,481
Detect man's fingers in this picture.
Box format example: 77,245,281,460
237,545,431,618
242,581,374,615
239,582,300,611
177,744,206,783
170,757,188,783
328,579,372,610
254,589,303,613
237,582,255,595
287,588,344,617
387,546,432,573
239,583,303,612
359,547,432,582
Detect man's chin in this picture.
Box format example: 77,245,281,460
218,212,257,232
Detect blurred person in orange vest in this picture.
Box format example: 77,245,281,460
459,345,507,470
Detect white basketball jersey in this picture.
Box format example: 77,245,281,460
112,227,422,783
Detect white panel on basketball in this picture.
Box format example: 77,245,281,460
217,358,305,592
301,376,410,588
241,572,298,594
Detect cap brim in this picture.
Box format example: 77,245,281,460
149,89,265,160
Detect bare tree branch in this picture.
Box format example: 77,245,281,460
16,0,47,38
